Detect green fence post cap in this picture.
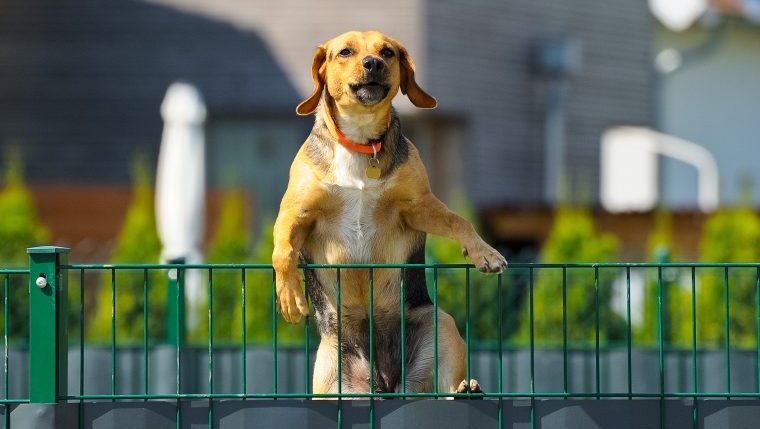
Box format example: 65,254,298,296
27,246,70,254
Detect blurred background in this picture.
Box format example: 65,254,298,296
3,0,760,263
1,0,760,355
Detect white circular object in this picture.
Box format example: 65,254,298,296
649,0,707,32
654,49,683,74
36,276,48,289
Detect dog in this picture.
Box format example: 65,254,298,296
272,31,507,396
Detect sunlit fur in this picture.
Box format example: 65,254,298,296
275,31,507,396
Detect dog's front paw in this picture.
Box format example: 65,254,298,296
275,271,309,323
462,240,507,274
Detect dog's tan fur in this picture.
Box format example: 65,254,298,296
273,31,507,395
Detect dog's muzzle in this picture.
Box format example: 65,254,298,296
350,56,390,105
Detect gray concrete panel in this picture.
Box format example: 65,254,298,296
7,399,760,429
10,403,78,429
700,400,760,429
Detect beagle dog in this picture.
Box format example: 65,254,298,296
272,31,507,396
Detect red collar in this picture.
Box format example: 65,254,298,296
323,107,391,155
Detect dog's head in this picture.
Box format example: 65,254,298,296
296,31,437,115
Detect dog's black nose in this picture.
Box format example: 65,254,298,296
362,56,384,73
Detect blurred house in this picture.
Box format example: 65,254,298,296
1,0,757,261
656,16,760,210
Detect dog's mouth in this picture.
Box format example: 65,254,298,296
349,81,390,105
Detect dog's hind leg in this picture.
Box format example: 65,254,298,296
432,310,483,397
404,307,467,395
435,310,468,395
312,334,339,397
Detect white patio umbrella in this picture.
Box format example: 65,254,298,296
156,82,207,334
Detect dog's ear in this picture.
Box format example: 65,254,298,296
397,44,437,109
296,45,327,116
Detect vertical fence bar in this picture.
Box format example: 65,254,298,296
304,300,310,395
208,268,214,429
176,267,183,428
336,267,342,429
369,268,374,393
529,267,535,429
724,266,730,397
272,269,278,396
433,267,439,396
80,270,85,401
692,266,698,429
79,269,85,429
465,267,471,388
562,267,568,397
111,268,117,399
497,273,503,429
756,267,760,394
400,268,406,397
3,274,11,412
658,266,665,429
143,269,149,399
27,246,69,404
165,259,186,347
594,266,600,399
304,267,310,396
369,268,375,428
626,266,632,399
3,273,9,428
241,268,247,397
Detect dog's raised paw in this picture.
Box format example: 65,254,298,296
275,273,309,324
463,241,508,274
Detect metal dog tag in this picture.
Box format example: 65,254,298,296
365,158,381,179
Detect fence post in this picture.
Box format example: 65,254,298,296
27,246,70,403
165,257,185,345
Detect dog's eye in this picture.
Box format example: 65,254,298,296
380,48,394,58
338,48,352,57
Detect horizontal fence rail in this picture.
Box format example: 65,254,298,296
2,247,760,428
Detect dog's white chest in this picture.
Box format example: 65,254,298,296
333,144,378,189
338,188,379,261
332,145,382,261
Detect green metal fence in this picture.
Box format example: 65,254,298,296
3,246,760,428
0,267,30,428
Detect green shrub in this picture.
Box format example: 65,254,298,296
696,204,760,348
88,154,164,343
190,190,251,342
0,147,50,264
636,211,692,348
516,205,623,345
190,189,307,345
0,147,50,339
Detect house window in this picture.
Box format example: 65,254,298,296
206,117,311,224
403,115,466,204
